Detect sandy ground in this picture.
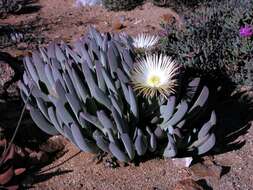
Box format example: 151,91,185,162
1,0,253,190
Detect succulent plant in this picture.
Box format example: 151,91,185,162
19,28,217,162
102,0,143,11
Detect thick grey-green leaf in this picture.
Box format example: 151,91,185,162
121,133,135,160
163,134,177,157
97,110,114,130
189,86,209,113
30,107,59,135
93,130,110,153
128,86,138,118
48,106,64,135
109,142,129,162
197,133,216,155
71,123,99,153
134,129,148,156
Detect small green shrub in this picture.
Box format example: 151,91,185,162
159,0,253,86
102,0,143,11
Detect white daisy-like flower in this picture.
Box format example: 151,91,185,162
131,54,180,98
133,33,159,49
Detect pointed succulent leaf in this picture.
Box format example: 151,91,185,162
134,129,148,156
120,81,130,104
71,123,99,153
75,41,94,70
44,64,55,88
163,100,188,129
197,121,212,139
197,133,216,155
47,42,56,58
121,133,135,160
30,107,59,135
80,112,103,131
31,85,49,101
18,81,29,97
36,97,50,120
25,56,39,84
128,86,138,118
39,47,49,62
55,100,75,125
64,43,81,63
189,86,209,113
210,111,216,126
107,45,118,74
54,80,67,101
32,51,50,86
48,107,64,135
97,110,114,129
146,127,157,152
110,95,123,117
111,107,128,134
93,130,110,153
101,67,117,94
71,66,89,103
187,78,201,102
66,93,82,118
122,49,133,69
109,142,130,162
121,60,131,77
55,43,67,64
95,61,106,92
51,58,62,70
163,134,177,157
102,33,109,52
63,125,77,146
82,60,112,109
116,68,129,83
160,96,176,122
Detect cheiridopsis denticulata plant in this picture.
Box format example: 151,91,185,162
19,27,217,163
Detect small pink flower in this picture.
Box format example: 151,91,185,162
239,26,253,37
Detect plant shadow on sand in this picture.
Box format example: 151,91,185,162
183,68,253,157
213,88,253,154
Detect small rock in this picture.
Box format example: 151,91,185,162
190,159,223,179
174,179,204,190
39,135,67,153
160,13,176,25
112,20,125,30
172,157,193,168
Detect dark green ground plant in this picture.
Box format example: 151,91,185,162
102,0,143,11
159,0,253,86
0,0,38,18
19,28,218,162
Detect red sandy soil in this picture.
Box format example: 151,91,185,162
1,1,253,190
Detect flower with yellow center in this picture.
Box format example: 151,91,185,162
131,54,180,98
